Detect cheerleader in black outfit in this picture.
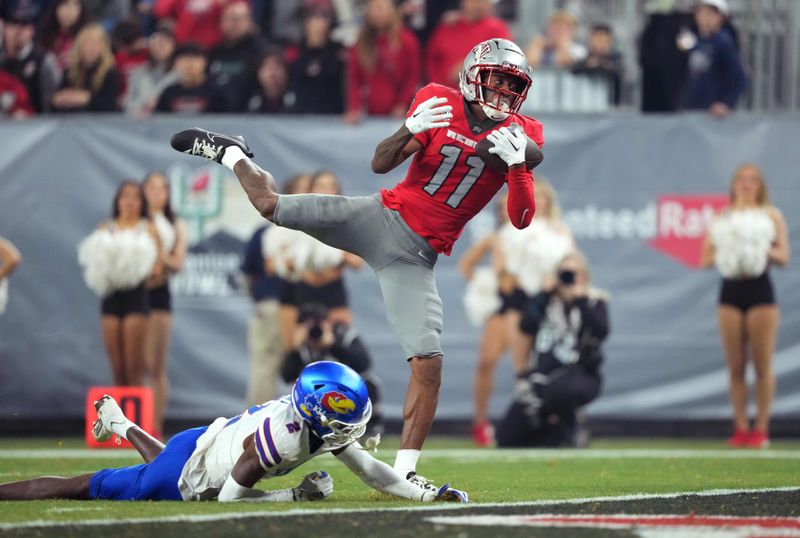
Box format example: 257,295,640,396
142,171,187,438
700,164,790,449
79,181,162,386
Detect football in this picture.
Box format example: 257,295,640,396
475,126,543,173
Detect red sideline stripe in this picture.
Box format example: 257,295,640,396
525,515,800,528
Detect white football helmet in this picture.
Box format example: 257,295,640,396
459,38,533,121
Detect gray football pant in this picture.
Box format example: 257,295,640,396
273,193,443,359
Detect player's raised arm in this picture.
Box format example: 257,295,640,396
371,96,452,174
334,443,467,503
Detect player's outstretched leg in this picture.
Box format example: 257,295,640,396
170,128,279,220
94,395,164,463
0,474,93,500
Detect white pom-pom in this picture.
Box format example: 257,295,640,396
501,220,572,294
711,209,775,278
263,225,307,281
0,278,8,315
78,228,157,296
152,213,176,253
463,266,501,327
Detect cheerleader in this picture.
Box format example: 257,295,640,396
78,181,161,386
0,237,22,316
293,171,364,326
142,171,187,438
459,180,573,447
700,164,790,449
459,192,513,447
264,172,363,350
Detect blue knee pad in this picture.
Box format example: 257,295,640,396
89,426,207,501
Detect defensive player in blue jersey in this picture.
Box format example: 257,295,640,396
0,362,467,503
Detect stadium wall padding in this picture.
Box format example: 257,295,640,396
0,114,798,421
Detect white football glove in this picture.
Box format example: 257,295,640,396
486,125,527,167
292,471,333,501
405,96,453,135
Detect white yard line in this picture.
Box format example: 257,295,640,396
1,448,799,460
0,486,798,530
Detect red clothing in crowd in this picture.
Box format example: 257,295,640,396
0,69,35,116
50,30,75,71
115,49,149,99
347,28,421,116
153,0,234,49
425,15,512,88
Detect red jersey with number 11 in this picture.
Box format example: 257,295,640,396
380,83,544,255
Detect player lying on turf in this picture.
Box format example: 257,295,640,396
0,362,467,503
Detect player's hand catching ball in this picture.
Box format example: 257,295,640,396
405,96,453,135
486,126,527,167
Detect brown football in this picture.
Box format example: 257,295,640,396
475,130,543,173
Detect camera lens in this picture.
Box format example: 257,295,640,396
558,270,576,285
308,325,323,340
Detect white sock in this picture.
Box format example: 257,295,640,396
394,449,421,478
221,146,249,171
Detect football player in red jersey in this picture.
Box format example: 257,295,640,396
171,38,542,493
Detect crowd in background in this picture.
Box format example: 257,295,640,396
0,0,746,118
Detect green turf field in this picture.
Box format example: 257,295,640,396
1,436,799,537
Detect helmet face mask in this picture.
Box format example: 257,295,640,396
459,39,532,121
474,67,530,120
291,361,372,447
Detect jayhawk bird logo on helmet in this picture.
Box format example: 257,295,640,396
291,361,372,446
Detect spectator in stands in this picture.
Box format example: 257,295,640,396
286,2,345,114
572,24,623,105
241,222,285,406
142,171,187,440
207,0,267,112
38,0,90,72
425,0,511,88
397,0,459,46
0,236,22,317
496,249,609,448
0,68,35,117
155,42,225,113
123,24,178,117
679,0,746,117
700,164,790,449
240,49,295,113
153,0,235,50
525,10,586,69
2,7,60,113
51,23,120,112
111,18,149,101
345,0,420,123
638,2,691,112
85,0,131,32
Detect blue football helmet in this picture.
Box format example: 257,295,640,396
291,361,372,446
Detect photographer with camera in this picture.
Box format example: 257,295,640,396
281,303,384,435
496,249,609,448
